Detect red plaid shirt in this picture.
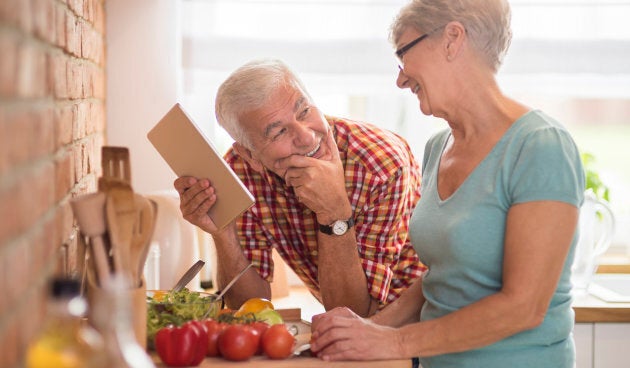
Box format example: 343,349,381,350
224,116,425,306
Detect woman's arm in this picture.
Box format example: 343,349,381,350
311,200,579,361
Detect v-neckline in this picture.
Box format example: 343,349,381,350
434,111,532,203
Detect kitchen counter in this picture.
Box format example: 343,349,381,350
154,356,411,367
572,292,630,323
153,308,411,367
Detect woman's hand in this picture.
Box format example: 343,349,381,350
310,307,405,361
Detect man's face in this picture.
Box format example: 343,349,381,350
238,83,329,178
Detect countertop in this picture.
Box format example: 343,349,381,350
572,292,630,323
154,356,411,368
153,308,411,368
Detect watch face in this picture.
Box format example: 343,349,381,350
332,220,348,235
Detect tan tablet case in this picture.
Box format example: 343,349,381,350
147,103,255,229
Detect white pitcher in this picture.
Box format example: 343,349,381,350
571,191,616,293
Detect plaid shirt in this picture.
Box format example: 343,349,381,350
224,116,425,306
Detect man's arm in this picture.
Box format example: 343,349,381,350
316,226,380,316
174,175,270,309
277,129,382,316
211,225,271,309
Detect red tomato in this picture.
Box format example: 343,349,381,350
217,324,258,361
247,321,269,355
261,324,295,359
203,319,228,357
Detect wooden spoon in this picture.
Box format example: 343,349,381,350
100,146,137,284
70,192,111,285
129,195,158,287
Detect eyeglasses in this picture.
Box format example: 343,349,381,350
395,26,445,68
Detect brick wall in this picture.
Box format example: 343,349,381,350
0,0,106,366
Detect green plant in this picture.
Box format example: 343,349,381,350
581,152,610,202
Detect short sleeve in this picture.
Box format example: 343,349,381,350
509,126,585,208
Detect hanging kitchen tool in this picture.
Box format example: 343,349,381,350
70,192,111,285
129,195,158,287
99,146,137,284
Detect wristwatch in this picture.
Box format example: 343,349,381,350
319,218,355,236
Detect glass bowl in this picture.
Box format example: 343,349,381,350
146,289,222,348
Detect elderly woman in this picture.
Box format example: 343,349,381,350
309,1,585,367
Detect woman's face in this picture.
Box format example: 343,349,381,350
395,27,444,117
238,83,330,178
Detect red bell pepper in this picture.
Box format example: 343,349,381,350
155,320,208,367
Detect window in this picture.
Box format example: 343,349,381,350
180,0,630,253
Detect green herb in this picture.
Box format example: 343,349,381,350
581,152,610,202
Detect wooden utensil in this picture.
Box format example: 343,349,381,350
70,192,111,285
100,147,137,284
129,195,158,287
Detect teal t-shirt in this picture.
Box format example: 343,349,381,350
409,110,585,368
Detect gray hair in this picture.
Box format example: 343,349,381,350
390,0,512,72
215,59,311,149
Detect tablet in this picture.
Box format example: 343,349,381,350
147,103,255,230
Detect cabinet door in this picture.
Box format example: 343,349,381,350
574,323,593,368
594,323,630,368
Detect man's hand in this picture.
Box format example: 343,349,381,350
276,129,352,224
173,176,219,233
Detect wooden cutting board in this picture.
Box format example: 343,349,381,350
151,308,411,367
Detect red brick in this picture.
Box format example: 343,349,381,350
0,312,19,367
68,0,84,19
55,149,74,201
82,64,93,98
17,42,48,98
73,102,88,139
83,0,94,23
65,12,81,57
2,106,54,169
32,106,55,158
93,0,104,34
0,107,6,175
54,104,73,148
3,108,32,168
0,31,19,98
0,0,33,34
66,59,84,99
55,3,67,49
48,52,68,99
32,0,56,45
0,180,21,245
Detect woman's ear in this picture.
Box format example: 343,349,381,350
233,142,264,173
443,21,466,61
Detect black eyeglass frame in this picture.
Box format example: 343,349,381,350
395,26,446,62
395,33,430,60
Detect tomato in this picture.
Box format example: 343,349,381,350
247,321,269,354
234,298,274,317
261,324,295,359
217,324,258,361
203,319,228,357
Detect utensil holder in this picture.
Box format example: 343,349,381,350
86,268,147,349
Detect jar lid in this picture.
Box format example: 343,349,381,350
51,278,81,298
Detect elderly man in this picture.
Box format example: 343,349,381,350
175,59,424,317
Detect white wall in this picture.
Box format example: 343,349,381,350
106,0,182,194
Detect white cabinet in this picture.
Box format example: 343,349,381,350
574,324,593,368
575,323,630,368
